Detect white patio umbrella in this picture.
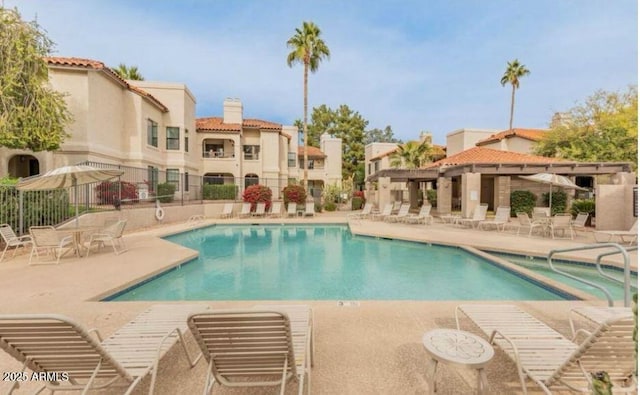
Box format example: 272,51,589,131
519,173,588,212
17,165,124,225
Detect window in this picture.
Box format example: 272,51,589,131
205,143,224,158
244,174,259,188
166,168,179,188
374,161,380,172
147,119,158,147
368,163,372,174
243,145,260,160
166,127,180,150
299,159,314,169
147,166,158,192
288,152,296,167
184,172,189,192
184,129,189,152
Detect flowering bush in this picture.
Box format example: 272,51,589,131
242,184,272,211
96,181,138,204
353,190,365,201
282,184,306,205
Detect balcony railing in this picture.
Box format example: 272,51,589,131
203,151,235,159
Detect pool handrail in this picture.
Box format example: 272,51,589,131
547,243,635,307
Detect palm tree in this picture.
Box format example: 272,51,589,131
113,63,144,80
390,140,433,169
286,21,330,190
500,59,530,131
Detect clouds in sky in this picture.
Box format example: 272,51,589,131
9,0,637,143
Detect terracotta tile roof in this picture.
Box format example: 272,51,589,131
298,146,326,158
196,117,241,132
243,118,282,130
476,128,548,146
45,56,169,113
426,146,563,168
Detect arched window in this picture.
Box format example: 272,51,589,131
244,174,259,188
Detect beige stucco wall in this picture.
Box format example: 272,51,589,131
320,134,342,185
480,137,536,154
445,129,496,156
595,184,637,230
364,142,397,178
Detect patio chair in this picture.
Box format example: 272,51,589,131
238,202,251,218
86,219,128,256
28,226,74,265
405,204,433,225
268,201,282,217
0,304,208,395
513,212,545,237
304,202,315,217
533,207,551,219
347,202,373,220
219,203,234,219
187,305,313,395
287,202,298,217
548,214,574,239
571,212,590,236
0,223,32,262
455,304,636,394
478,206,510,231
593,220,638,245
458,203,488,228
391,201,402,214
371,203,393,221
385,203,411,222
252,202,266,217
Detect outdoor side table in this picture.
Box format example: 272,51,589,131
422,329,494,395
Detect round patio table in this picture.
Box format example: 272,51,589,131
422,329,494,395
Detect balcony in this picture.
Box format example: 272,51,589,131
203,150,235,159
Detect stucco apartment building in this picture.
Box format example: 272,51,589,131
0,57,342,200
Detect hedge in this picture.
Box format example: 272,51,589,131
203,184,237,200
510,190,536,216
542,191,567,215
157,182,176,203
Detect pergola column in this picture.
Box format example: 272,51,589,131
436,177,452,215
378,176,392,210
408,181,419,209
461,172,481,218
494,176,511,209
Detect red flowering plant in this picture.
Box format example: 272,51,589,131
242,184,272,211
353,190,365,202
96,181,138,204
282,185,307,206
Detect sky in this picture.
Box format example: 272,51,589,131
7,0,638,144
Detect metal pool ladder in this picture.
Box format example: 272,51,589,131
547,243,637,307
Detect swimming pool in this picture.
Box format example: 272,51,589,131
107,225,568,301
494,252,637,301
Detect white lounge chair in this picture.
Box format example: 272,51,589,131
219,203,234,219
593,220,638,245
512,212,545,237
28,226,74,265
385,203,410,222
0,223,32,262
268,201,282,217
304,202,315,217
548,214,574,239
238,202,251,218
86,219,128,256
347,202,373,220
252,202,266,217
0,304,208,395
371,203,393,221
458,203,488,228
187,305,313,395
479,206,510,231
455,304,636,394
571,212,590,236
287,203,298,217
533,207,551,219
405,204,433,225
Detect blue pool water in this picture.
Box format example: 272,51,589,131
107,225,566,301
495,253,637,301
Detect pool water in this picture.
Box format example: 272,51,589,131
494,253,637,301
108,225,565,301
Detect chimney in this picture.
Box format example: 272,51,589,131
420,131,433,144
223,98,243,124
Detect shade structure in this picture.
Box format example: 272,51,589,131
519,173,588,211
17,165,124,225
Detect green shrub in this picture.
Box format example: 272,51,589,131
242,184,272,211
510,190,537,216
0,185,71,231
570,199,595,217
282,185,306,205
324,201,337,211
156,183,176,203
352,197,364,210
426,189,437,207
542,191,567,215
203,184,237,200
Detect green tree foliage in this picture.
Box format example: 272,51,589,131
534,86,638,171
500,59,530,131
389,140,436,169
0,7,72,151
542,191,567,215
365,125,402,145
286,21,330,189
113,63,145,80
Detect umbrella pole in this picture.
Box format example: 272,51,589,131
549,183,552,213
74,179,79,227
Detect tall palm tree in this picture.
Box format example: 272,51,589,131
390,140,433,169
113,63,144,80
500,59,530,131
286,21,330,190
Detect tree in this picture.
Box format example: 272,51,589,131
534,86,638,170
389,140,435,169
364,125,402,145
500,59,530,131
113,63,144,80
286,21,330,190
0,7,72,151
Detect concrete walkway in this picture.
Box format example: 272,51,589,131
0,212,635,394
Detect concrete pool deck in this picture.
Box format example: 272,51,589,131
0,212,636,394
